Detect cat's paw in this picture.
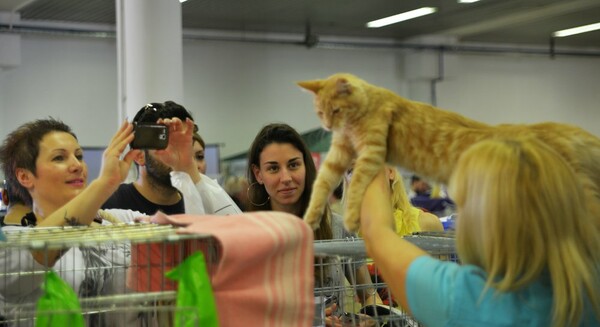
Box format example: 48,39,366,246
303,208,323,230
343,210,360,233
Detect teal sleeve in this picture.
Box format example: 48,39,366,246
406,256,460,327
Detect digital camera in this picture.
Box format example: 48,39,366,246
130,123,169,150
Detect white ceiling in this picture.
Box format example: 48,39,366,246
1,0,599,49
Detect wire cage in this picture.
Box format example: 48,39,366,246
313,232,457,327
0,223,219,327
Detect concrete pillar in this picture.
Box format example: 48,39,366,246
0,33,21,70
0,12,22,70
115,0,183,123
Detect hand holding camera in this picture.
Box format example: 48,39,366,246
130,123,169,150
135,117,200,182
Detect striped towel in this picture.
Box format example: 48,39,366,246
135,211,315,327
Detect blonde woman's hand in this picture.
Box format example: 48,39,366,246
359,168,394,236
98,121,139,189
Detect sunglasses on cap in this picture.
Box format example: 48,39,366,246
132,103,199,133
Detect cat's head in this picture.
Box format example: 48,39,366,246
297,73,367,131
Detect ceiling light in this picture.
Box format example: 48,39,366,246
458,0,480,3
180,0,188,2
366,7,437,28
552,22,600,37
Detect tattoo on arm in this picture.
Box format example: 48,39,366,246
63,212,84,226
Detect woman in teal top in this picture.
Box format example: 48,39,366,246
359,137,600,327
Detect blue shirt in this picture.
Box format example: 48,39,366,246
406,256,598,327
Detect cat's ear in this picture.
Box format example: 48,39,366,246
335,77,352,96
297,80,323,94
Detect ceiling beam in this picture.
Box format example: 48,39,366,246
0,0,38,12
439,0,600,37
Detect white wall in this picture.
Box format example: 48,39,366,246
437,54,600,134
0,35,119,148
1,33,599,171
182,39,399,158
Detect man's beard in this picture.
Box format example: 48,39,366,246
145,151,176,190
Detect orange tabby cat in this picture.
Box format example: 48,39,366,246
298,73,600,232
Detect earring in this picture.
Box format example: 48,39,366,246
247,182,270,206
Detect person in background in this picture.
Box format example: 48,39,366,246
345,166,443,237
192,132,207,174
0,181,31,226
246,123,382,325
344,165,443,307
359,138,600,327
388,167,443,235
409,175,454,217
408,175,430,199
223,175,250,212
102,101,241,216
328,182,344,217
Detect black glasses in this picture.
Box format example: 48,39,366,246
132,103,163,124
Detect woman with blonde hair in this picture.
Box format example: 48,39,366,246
345,165,443,308
387,167,443,235
359,137,600,326
344,165,443,236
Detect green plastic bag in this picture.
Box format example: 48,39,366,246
35,271,85,327
165,251,219,327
